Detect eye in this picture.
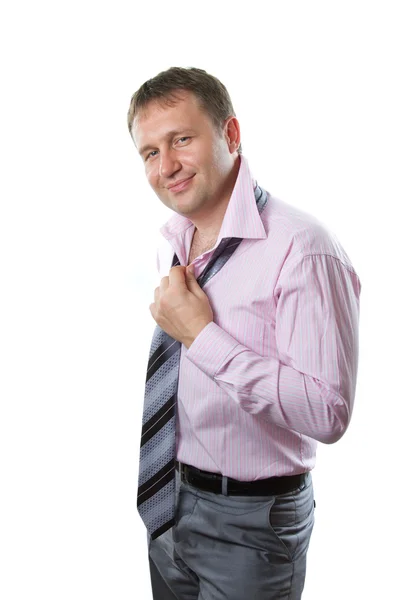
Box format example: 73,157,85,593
176,136,191,145
145,150,158,161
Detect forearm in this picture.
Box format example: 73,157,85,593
185,322,357,444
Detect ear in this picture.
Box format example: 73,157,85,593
224,116,241,154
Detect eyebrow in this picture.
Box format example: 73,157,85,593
138,130,195,157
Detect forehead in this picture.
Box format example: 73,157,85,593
132,91,212,143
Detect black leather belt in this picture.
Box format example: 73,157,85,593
176,462,308,496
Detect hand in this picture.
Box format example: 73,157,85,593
150,265,213,348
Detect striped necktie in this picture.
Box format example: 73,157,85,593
137,186,269,540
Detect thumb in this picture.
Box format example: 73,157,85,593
185,264,200,291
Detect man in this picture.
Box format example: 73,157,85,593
127,67,361,599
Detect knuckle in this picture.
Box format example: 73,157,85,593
159,296,168,310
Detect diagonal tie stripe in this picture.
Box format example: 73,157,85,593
138,411,175,485
140,393,176,446
142,356,180,424
149,518,175,540
146,337,180,382
138,457,176,503
137,186,270,540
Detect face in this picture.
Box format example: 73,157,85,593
131,91,240,221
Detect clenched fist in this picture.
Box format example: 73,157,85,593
150,265,213,348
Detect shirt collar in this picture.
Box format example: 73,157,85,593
159,155,267,243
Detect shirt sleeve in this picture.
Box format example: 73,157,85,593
185,254,361,444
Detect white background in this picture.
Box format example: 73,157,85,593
1,1,399,598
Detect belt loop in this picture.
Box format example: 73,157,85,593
222,475,228,496
179,461,182,477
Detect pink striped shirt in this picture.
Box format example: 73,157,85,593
157,155,361,480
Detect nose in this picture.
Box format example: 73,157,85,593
159,148,181,179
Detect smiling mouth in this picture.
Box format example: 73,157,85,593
167,175,195,193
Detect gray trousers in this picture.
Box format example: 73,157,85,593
148,470,315,599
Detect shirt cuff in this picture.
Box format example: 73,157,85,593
185,321,241,379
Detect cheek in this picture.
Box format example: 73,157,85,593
210,139,229,167
145,163,159,187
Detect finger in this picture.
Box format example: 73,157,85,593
159,276,170,293
149,302,157,321
168,266,187,288
154,286,160,303
185,265,201,293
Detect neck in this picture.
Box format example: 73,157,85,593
190,155,241,238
